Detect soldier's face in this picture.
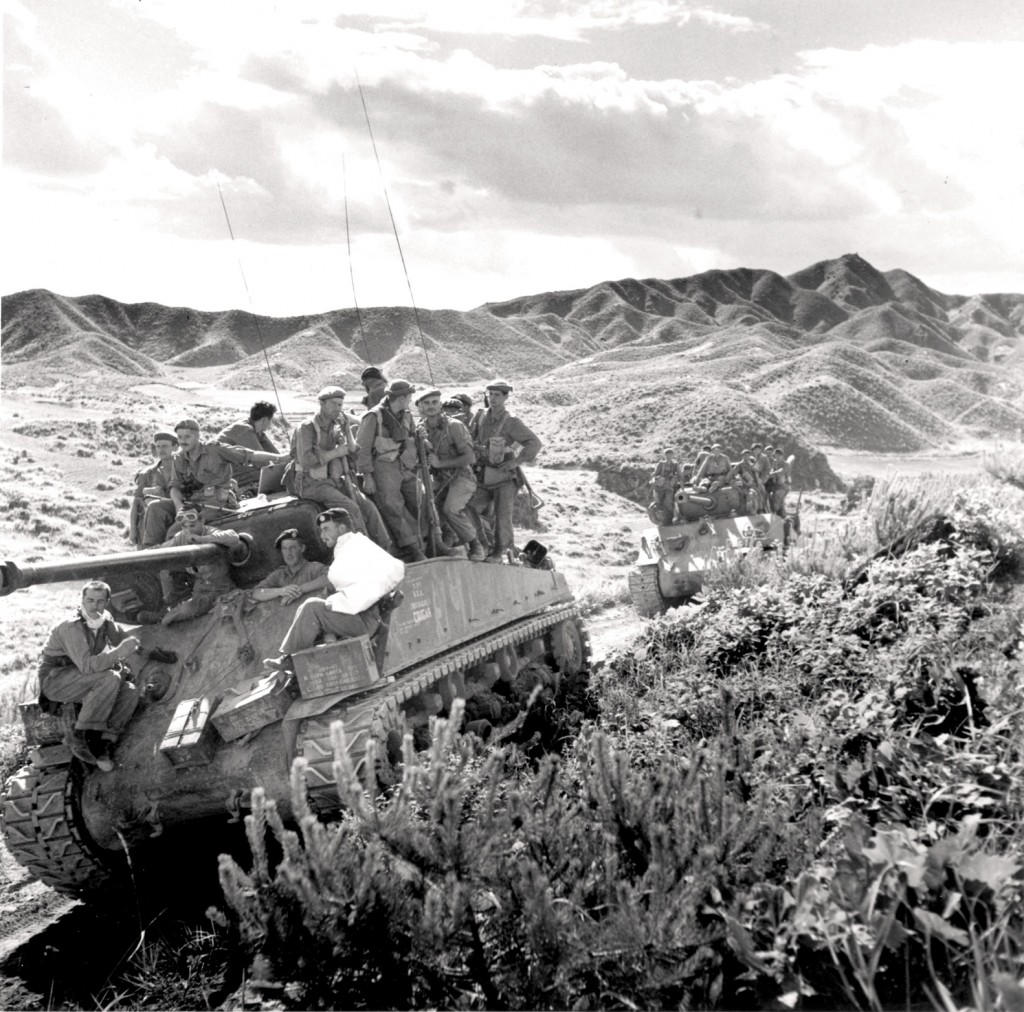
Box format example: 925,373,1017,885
154,439,176,460
321,397,344,421
81,588,109,619
253,416,273,433
419,396,442,418
318,520,344,548
390,394,412,413
176,429,200,451
488,390,508,410
280,539,305,567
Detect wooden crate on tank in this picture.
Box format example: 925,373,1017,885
293,635,380,700
211,675,293,742
159,696,220,767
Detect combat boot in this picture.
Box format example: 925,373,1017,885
404,545,427,563
468,540,487,561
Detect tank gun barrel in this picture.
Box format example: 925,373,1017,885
0,544,230,597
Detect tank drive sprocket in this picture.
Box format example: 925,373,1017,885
1,763,117,898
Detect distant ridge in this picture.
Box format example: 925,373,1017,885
3,253,1022,461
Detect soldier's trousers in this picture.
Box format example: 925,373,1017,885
653,486,675,519
141,498,177,548
469,477,517,554
370,461,423,549
40,665,139,739
438,475,479,545
770,488,788,518
279,599,379,656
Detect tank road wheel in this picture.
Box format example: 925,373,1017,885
628,564,667,618
550,616,590,676
1,764,116,898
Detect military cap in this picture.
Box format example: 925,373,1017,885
316,507,352,527
711,442,724,450
455,392,473,407
360,366,384,382
274,527,304,550
443,397,463,412
153,431,178,444
386,379,416,397
486,379,513,394
415,387,442,404
317,386,345,401
174,418,200,432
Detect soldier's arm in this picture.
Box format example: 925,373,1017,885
435,420,475,469
216,442,283,469
505,418,542,466
355,414,377,474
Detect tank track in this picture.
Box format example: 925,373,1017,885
628,565,668,618
299,603,591,809
0,763,115,898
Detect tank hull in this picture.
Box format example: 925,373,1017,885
629,511,787,615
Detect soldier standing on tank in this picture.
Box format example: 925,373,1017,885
215,401,282,498
166,419,287,529
287,387,393,551
356,379,427,563
693,444,712,478
768,448,792,518
37,580,142,771
468,379,542,564
360,366,388,409
130,430,178,548
416,388,487,560
651,449,681,522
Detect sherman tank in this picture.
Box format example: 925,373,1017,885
627,485,797,617
0,497,590,899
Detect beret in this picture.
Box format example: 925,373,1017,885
386,379,416,397
274,527,304,550
153,431,178,443
174,418,200,432
316,507,352,526
317,386,345,401
455,393,473,407
360,366,384,382
415,387,442,404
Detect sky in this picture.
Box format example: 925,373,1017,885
3,0,1023,316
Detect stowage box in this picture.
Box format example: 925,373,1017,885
211,676,293,742
293,634,380,700
159,696,220,767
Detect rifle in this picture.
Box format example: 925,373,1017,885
414,429,444,557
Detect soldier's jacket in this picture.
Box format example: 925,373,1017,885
216,420,280,490
469,409,541,466
171,441,255,501
653,460,681,487
356,400,418,473
756,453,772,482
290,412,356,481
696,451,730,482
254,559,329,592
134,458,174,499
419,415,475,482
38,609,131,680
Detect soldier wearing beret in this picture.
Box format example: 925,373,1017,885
468,379,542,563
130,430,178,548
356,379,427,562
251,528,330,604
286,387,393,551
165,418,287,533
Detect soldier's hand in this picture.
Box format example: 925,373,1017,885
499,458,519,471
427,452,441,468
118,636,141,657
281,585,303,602
362,474,376,495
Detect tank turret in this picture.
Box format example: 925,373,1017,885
1,496,592,899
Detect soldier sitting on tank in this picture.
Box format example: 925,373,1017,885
215,401,283,499
251,528,330,605
693,444,712,477
137,509,243,624
167,418,288,530
264,508,405,674
731,454,761,514
694,443,732,492
130,430,179,548
37,580,143,771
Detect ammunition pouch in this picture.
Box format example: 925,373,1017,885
373,435,401,462
480,465,514,488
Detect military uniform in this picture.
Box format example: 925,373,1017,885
216,420,280,495
695,449,732,492
356,394,424,554
468,382,541,561
652,458,681,519
419,411,480,550
168,440,252,518
288,409,392,550
768,456,792,518
37,610,139,739
255,559,328,594
133,456,176,548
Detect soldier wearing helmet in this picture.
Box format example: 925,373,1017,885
694,443,732,493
